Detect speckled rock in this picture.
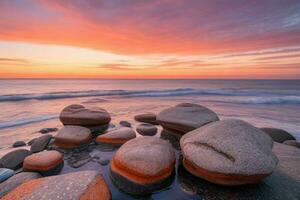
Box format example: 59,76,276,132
0,149,31,170
59,104,111,126
1,170,110,200
119,120,131,127
0,168,14,183
136,123,157,136
12,141,26,148
134,113,158,124
157,103,219,134
54,125,92,149
180,119,278,186
96,127,136,145
283,140,300,148
261,128,296,143
30,134,52,153
0,172,41,197
110,136,175,195
23,150,64,176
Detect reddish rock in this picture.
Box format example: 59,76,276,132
134,113,158,125
136,123,157,136
96,127,135,145
23,150,64,176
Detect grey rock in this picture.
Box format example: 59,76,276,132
39,128,58,134
0,168,14,183
30,134,52,153
0,149,31,170
134,113,158,125
261,128,296,143
136,123,157,136
119,120,131,127
283,140,300,148
12,141,26,148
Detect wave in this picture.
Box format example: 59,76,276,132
0,115,58,129
0,88,299,105
240,96,300,105
0,88,264,102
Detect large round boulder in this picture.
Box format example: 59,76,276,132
59,104,111,126
157,103,219,134
1,170,110,200
96,127,136,145
180,119,278,186
261,128,296,143
0,149,31,170
110,136,175,195
23,150,64,176
54,125,92,149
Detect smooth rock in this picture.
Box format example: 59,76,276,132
39,128,58,134
119,120,131,127
54,125,92,149
157,103,219,134
180,119,278,186
0,149,31,170
261,128,296,143
59,104,111,126
27,138,36,146
110,136,175,195
96,127,136,145
1,170,110,200
12,141,26,148
23,150,64,176
283,140,300,148
98,159,110,166
30,134,52,153
0,168,14,183
0,172,41,197
134,113,158,124
136,123,157,136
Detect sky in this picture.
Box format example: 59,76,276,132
0,0,300,79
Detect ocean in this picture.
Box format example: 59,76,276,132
0,79,299,155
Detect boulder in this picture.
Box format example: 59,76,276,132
134,113,158,125
261,128,296,143
54,125,92,149
136,123,157,136
110,136,175,195
157,103,219,134
0,172,41,197
23,150,64,176
0,149,31,170
30,134,52,153
59,104,111,126
283,140,300,148
0,168,14,183
12,141,26,148
180,119,278,186
119,120,131,127
96,127,136,145
1,170,110,200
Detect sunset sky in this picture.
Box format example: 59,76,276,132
0,0,300,79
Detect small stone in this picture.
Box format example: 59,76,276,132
134,113,158,125
0,149,31,170
98,159,109,166
0,172,41,197
96,127,136,145
119,120,131,127
283,140,300,148
0,168,14,183
39,128,58,134
23,150,64,176
261,128,296,143
136,123,157,136
1,171,110,200
12,141,26,148
30,134,52,153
